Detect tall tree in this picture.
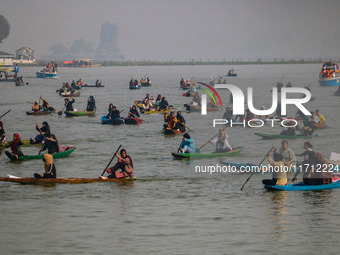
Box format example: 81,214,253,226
0,14,10,43
96,22,119,59
70,38,94,55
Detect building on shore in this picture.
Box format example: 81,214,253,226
0,51,14,67
13,47,36,64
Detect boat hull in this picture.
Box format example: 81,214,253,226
13,147,76,161
81,84,105,88
184,104,219,112
26,111,54,115
125,118,143,125
101,116,124,125
319,77,340,86
172,146,243,159
65,110,96,117
36,71,58,78
265,180,340,191
0,176,136,184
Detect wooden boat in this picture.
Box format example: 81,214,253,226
36,70,58,78
124,117,143,125
265,180,340,191
61,92,80,97
101,116,124,125
163,128,184,135
226,69,237,77
64,110,96,117
140,81,152,87
319,62,340,86
144,107,173,114
11,147,76,161
172,146,244,159
81,84,105,88
184,103,219,112
26,110,54,115
0,175,136,184
254,132,318,139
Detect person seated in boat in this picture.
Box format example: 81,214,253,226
149,95,155,108
39,134,59,155
107,103,114,117
34,154,56,179
209,77,215,86
85,96,96,112
262,152,287,186
164,112,178,131
64,97,75,111
292,142,316,184
146,77,151,86
301,125,314,136
278,140,296,168
41,97,54,112
280,119,296,136
30,121,51,144
286,82,292,87
142,98,151,111
77,78,84,87
155,94,162,107
209,128,232,153
180,78,186,88
128,105,140,119
175,111,186,132
309,152,333,185
244,108,254,122
192,92,201,106
218,77,223,84
309,111,320,124
276,81,283,92
101,149,134,179
31,100,43,112
178,133,196,154
223,107,233,122
108,106,121,120
144,93,150,100
95,79,101,86
5,133,24,160
0,118,6,143
189,81,198,94
46,63,51,72
315,110,326,125
157,97,169,111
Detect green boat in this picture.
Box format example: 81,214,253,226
12,147,76,161
172,146,244,159
254,132,318,139
64,110,96,117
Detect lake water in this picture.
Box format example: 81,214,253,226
0,64,339,254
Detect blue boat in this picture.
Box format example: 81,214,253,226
129,85,141,89
101,116,124,125
36,69,58,78
319,62,340,86
265,180,340,191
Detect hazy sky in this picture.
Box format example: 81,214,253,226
1,0,340,60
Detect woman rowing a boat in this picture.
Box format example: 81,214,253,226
308,152,333,185
175,111,186,132
0,118,5,143
128,105,140,119
164,112,178,131
292,142,316,184
262,152,287,186
34,154,56,179
41,97,54,112
30,121,51,144
64,97,75,111
157,97,169,111
31,100,42,112
101,149,134,179
85,96,96,112
108,106,121,120
39,134,59,155
278,140,296,168
5,133,24,160
178,133,196,154
209,128,232,153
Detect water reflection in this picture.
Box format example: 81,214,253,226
269,191,289,241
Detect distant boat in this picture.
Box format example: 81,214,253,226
36,69,58,78
226,69,237,77
63,58,100,68
319,62,340,86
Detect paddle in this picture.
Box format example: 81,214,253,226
198,128,226,151
0,109,11,119
128,112,146,122
101,145,122,176
58,97,72,116
35,122,46,154
240,146,275,191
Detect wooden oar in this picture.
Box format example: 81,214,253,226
101,145,122,176
198,128,226,151
0,109,11,119
240,146,275,191
58,98,71,116
128,112,145,122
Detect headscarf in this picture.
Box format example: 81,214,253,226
11,133,21,152
43,154,53,172
120,149,133,168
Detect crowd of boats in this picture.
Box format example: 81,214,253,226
0,63,339,190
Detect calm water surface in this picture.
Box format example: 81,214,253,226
0,64,339,254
